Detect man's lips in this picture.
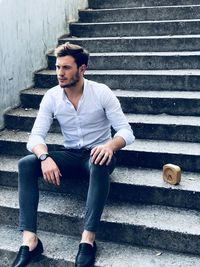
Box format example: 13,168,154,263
58,78,67,82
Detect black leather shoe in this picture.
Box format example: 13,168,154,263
11,238,43,267
75,242,97,267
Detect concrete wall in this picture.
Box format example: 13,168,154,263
0,0,88,129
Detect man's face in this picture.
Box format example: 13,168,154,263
56,56,81,88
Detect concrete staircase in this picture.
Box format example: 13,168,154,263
1,0,200,266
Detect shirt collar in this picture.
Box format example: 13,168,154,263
60,78,88,102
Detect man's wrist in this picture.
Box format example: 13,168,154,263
38,153,50,161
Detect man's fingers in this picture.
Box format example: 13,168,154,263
106,154,112,166
94,151,105,164
91,145,113,165
91,148,101,163
99,152,111,166
54,171,61,186
43,169,61,185
44,172,56,184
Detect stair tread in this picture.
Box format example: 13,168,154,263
21,88,200,99
6,107,200,126
0,154,199,194
37,69,200,75
1,129,200,155
0,185,200,235
127,113,200,126
49,51,200,56
89,0,200,8
82,4,200,11
1,225,200,267
61,34,200,40
71,18,200,25
115,89,200,98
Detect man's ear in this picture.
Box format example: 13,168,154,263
79,64,87,74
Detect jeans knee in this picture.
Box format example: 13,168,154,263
18,154,39,174
89,155,116,175
90,161,109,172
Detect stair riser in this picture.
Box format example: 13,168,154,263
0,141,199,172
133,124,200,142
1,171,200,211
88,0,200,9
117,150,200,172
119,97,200,116
59,37,200,53
4,116,60,133
98,223,200,255
48,54,200,71
20,92,200,116
0,250,68,267
35,73,200,91
0,141,64,158
70,21,200,38
1,206,200,254
79,6,200,23
20,93,42,109
86,74,200,91
4,115,200,142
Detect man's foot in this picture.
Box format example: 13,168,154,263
75,241,97,267
11,238,43,267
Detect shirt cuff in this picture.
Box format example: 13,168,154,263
27,135,47,152
114,129,135,146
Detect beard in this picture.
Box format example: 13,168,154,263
59,71,80,89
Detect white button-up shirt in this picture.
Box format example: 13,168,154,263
27,79,135,152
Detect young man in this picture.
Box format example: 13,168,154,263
11,43,135,267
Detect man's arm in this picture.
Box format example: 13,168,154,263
27,91,62,186
91,85,135,166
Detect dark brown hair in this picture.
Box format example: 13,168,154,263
54,42,89,67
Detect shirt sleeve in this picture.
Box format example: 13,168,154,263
26,91,54,152
101,86,135,146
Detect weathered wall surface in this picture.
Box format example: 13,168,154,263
0,0,88,129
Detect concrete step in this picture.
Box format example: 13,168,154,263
88,0,200,9
1,154,200,210
20,88,45,109
116,90,200,116
34,69,200,91
0,129,200,171
1,186,200,254
4,108,200,142
59,35,200,52
48,51,200,70
4,108,60,134
79,5,200,23
2,225,200,267
69,19,200,38
20,88,200,116
127,113,200,142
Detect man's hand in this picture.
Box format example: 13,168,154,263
90,144,114,166
41,157,62,186
90,137,126,166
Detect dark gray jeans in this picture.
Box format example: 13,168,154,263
18,148,116,234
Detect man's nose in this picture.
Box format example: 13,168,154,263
58,68,64,76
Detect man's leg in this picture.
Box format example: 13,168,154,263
18,150,82,229
13,150,83,267
11,154,44,267
75,155,116,267
18,154,41,249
